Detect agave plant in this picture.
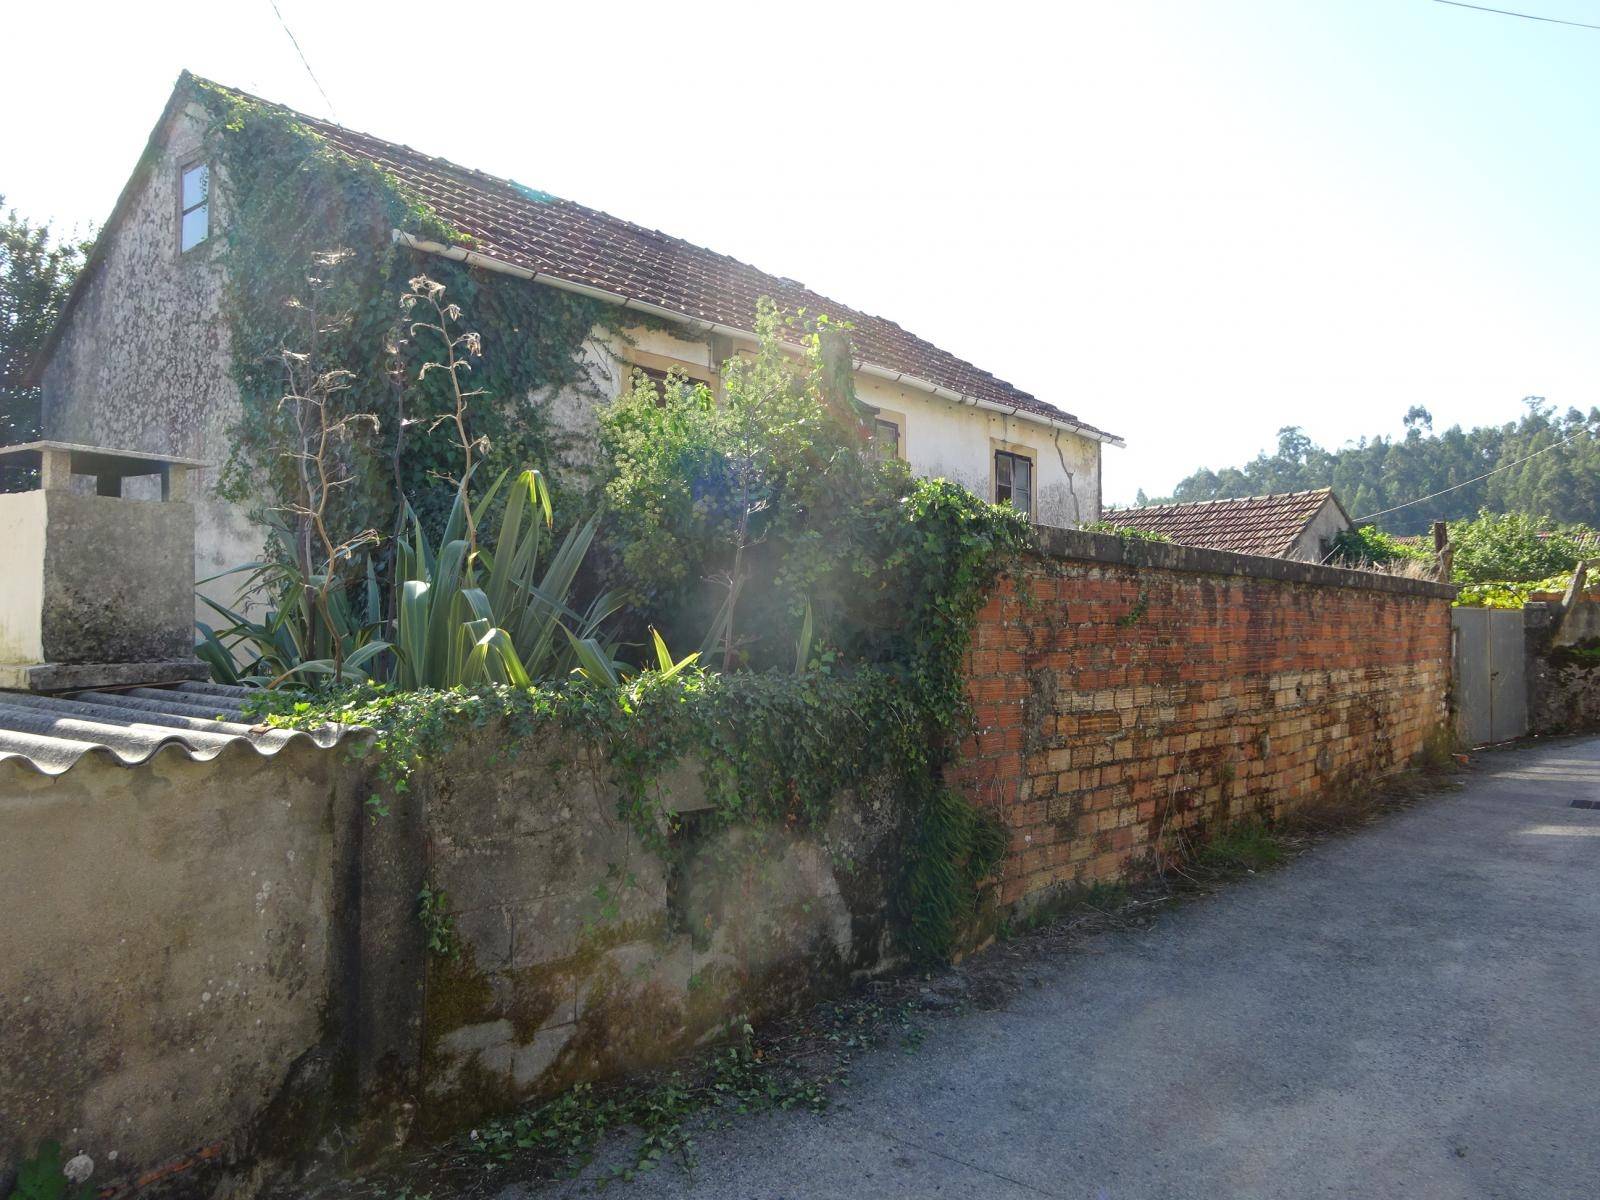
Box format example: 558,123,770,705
196,520,391,687
394,467,624,687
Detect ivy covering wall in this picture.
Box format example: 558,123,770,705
196,81,621,543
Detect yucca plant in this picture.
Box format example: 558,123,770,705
196,519,391,687
394,467,624,687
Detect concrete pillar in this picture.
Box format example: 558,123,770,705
38,448,73,492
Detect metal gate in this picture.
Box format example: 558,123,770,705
1452,607,1527,746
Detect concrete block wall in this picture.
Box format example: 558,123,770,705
954,529,1455,907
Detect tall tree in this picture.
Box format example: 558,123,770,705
1,197,91,488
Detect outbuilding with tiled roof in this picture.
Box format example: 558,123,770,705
1106,488,1353,562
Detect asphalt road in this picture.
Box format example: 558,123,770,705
510,735,1600,1200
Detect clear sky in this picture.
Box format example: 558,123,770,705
4,0,1597,504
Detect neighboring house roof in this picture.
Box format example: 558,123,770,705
1106,488,1348,558
0,682,353,776
34,74,1119,446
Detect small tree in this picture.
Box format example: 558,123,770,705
596,300,878,668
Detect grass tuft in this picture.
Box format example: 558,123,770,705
1193,821,1286,874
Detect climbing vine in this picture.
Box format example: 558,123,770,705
192,79,625,546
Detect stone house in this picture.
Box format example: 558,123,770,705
1104,487,1354,562
31,73,1122,606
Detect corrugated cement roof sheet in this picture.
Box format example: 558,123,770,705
0,681,351,776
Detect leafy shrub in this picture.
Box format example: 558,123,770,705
1453,573,1580,609
594,300,1028,677
1449,510,1585,584
1329,524,1431,568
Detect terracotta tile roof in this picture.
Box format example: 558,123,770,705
197,78,1117,444
1105,489,1343,558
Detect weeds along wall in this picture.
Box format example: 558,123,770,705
954,529,1456,907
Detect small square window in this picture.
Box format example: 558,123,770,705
995,450,1033,516
180,163,210,252
871,418,901,461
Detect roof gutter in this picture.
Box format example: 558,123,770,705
394,231,1124,447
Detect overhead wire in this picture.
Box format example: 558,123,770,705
266,0,339,121
1350,425,1592,523
1431,0,1600,33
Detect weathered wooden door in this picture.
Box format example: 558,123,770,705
1452,607,1528,746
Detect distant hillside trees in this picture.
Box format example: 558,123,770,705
1164,399,1600,535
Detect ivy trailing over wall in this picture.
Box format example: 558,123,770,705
262,467,1025,964
191,80,622,544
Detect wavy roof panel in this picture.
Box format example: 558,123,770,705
0,682,353,776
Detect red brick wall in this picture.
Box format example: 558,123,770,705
955,538,1453,907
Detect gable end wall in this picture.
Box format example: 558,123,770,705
39,100,262,606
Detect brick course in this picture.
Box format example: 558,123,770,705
955,540,1453,907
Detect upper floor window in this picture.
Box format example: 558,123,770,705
871,418,901,461
995,449,1033,516
180,163,210,252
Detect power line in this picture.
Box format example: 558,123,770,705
266,0,339,120
1431,0,1600,33
1351,425,1592,523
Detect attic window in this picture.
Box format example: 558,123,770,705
180,163,210,252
